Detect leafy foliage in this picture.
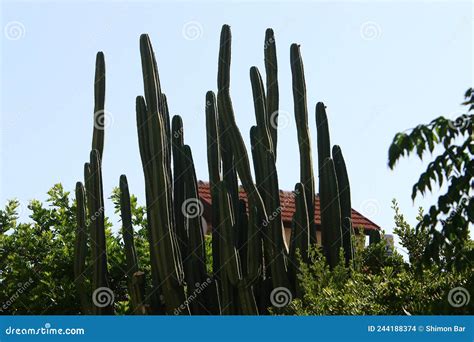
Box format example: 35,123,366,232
281,201,473,315
388,89,473,269
2,185,472,315
0,185,147,314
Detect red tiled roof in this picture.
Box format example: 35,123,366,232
197,181,380,231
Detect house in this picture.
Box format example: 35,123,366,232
197,181,380,245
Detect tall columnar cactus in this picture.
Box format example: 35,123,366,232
319,157,343,269
316,101,354,267
74,181,89,314
316,102,331,174
119,175,147,314
289,182,310,296
136,34,187,314
91,52,105,159
249,64,289,291
171,115,188,262
72,24,363,316
205,91,222,278
332,145,354,266
181,143,216,314
290,44,317,245
264,28,279,158
216,181,260,314
86,149,114,314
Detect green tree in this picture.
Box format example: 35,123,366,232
0,184,149,314
282,201,473,315
388,89,473,269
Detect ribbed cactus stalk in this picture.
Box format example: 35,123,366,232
135,96,166,314
171,115,188,262
181,144,215,314
289,183,311,297
119,175,146,314
136,34,187,314
216,181,259,315
249,65,289,291
87,149,114,314
315,102,331,174
317,102,354,267
290,183,310,262
91,52,105,159
291,44,316,245
319,157,343,269
332,145,354,266
74,181,89,314
264,28,278,158
205,91,222,278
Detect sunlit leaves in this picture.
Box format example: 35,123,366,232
388,90,473,269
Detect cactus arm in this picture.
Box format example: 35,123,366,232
290,44,316,245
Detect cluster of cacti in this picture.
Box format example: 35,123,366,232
73,24,362,315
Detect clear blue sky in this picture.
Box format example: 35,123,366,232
1,1,472,256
